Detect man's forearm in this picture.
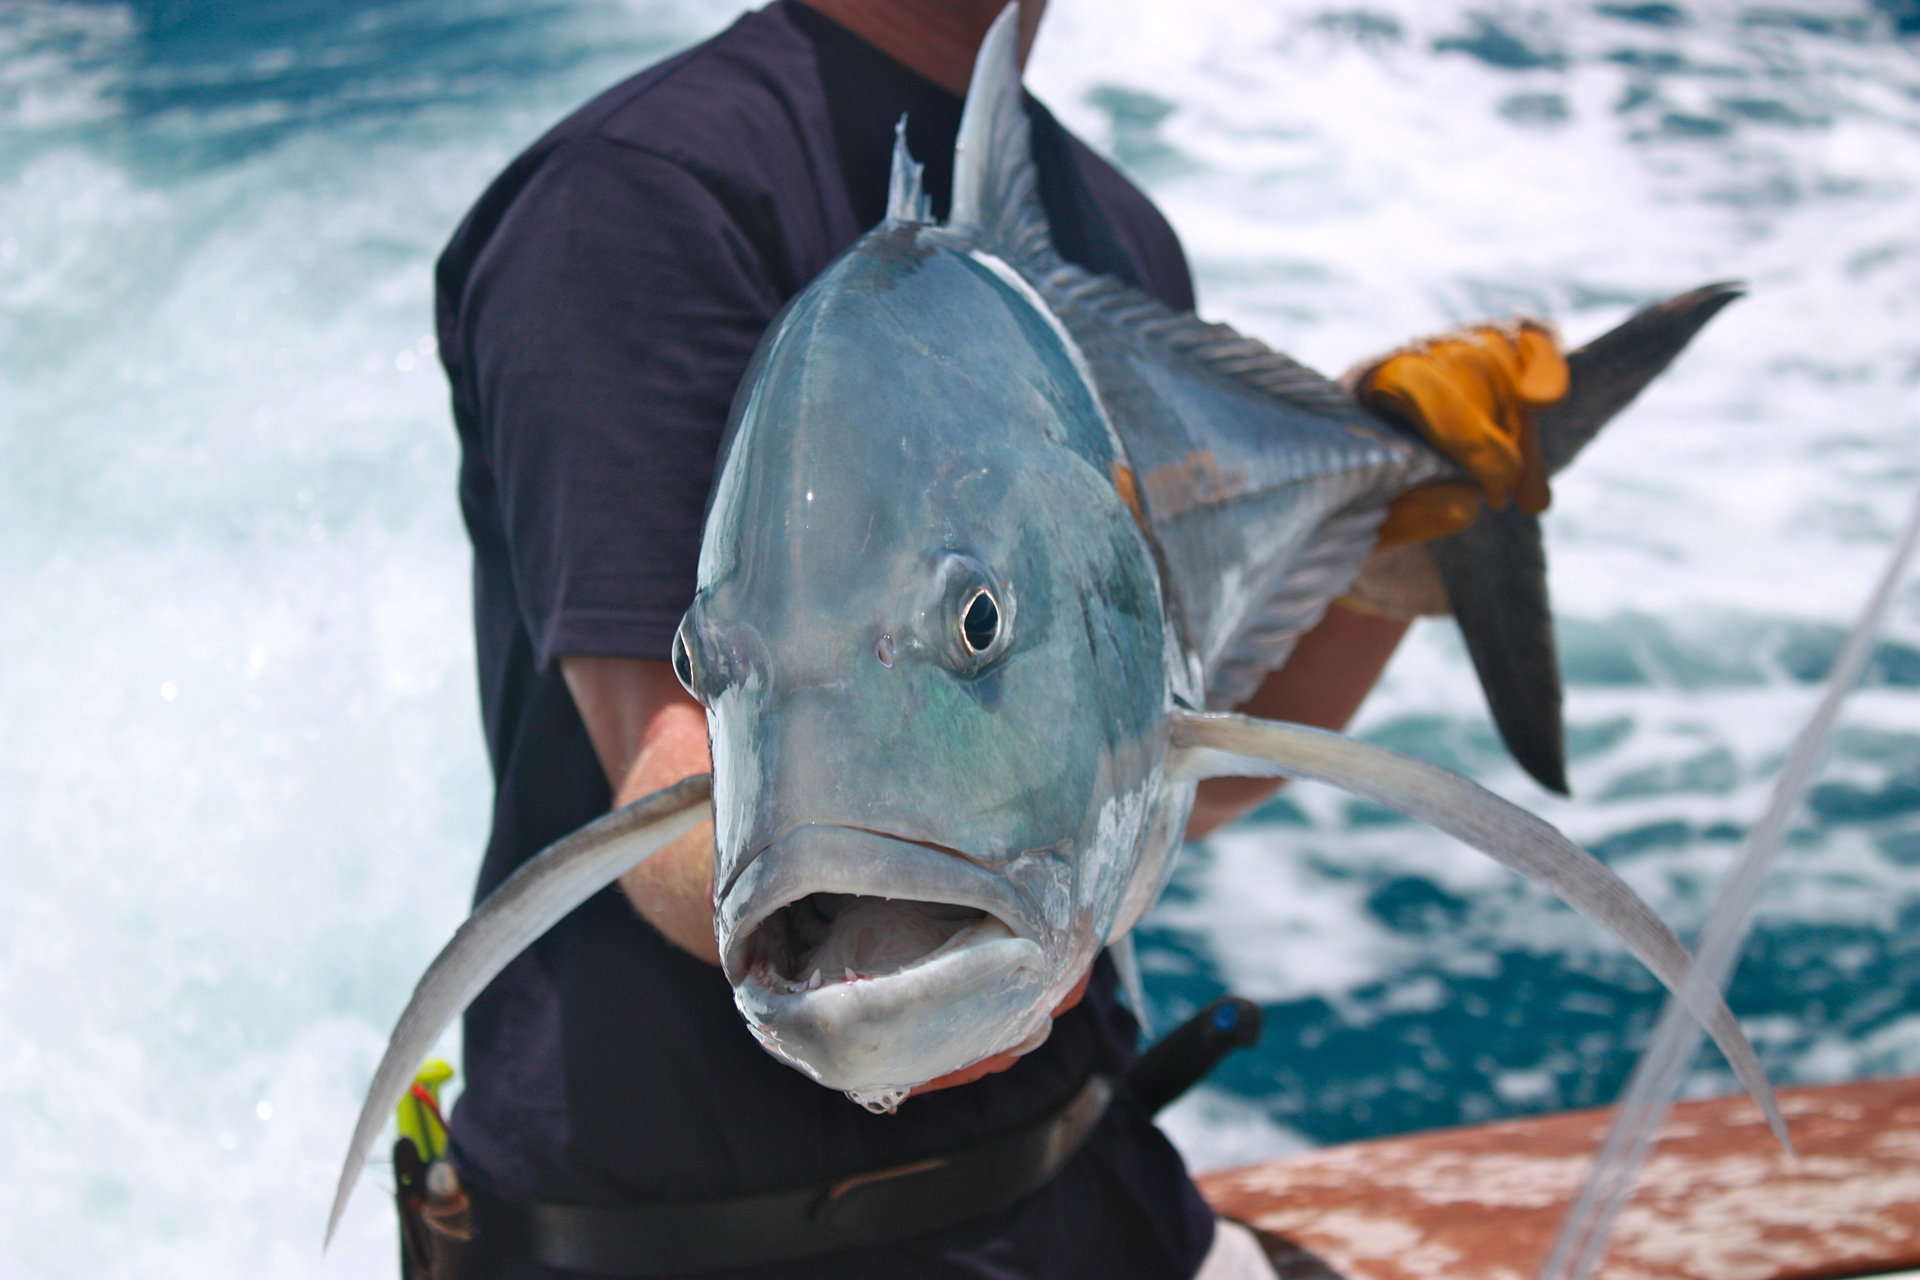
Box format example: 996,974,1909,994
561,655,722,964
1185,603,1411,839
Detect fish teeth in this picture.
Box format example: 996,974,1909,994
807,969,822,990
844,967,857,984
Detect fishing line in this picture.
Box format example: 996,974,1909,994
1539,482,1920,1280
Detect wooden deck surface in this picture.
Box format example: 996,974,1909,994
1197,1076,1920,1280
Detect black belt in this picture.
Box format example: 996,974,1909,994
520,1073,1113,1276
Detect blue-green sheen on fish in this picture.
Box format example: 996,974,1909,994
685,11,1747,1112
329,5,1780,1243
691,146,1431,1106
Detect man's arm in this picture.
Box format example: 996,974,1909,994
560,656,721,963
1185,603,1411,839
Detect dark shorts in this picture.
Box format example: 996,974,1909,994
448,1094,1213,1280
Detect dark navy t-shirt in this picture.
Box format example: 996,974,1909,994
435,4,1209,1276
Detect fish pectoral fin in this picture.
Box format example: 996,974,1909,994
1166,710,1787,1147
324,774,714,1248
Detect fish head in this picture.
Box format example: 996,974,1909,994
681,225,1189,1107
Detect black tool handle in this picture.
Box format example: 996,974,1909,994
1127,996,1263,1116
394,1136,432,1280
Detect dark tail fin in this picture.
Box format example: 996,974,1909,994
1434,283,1745,795
1537,282,1746,475
1430,505,1566,793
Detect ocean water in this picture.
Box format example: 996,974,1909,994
1,1,1915,1275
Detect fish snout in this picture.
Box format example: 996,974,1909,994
717,825,1054,1104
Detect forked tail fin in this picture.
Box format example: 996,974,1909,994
1435,284,1745,794
1536,282,1745,474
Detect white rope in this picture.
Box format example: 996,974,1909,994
1540,483,1920,1280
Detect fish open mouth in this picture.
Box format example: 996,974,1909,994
744,893,1017,992
717,822,1046,986
718,824,1053,1099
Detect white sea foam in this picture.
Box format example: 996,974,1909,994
1034,0,1919,1167
2,1,1916,1273
1155,1085,1316,1174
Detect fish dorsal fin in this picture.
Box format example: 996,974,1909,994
946,6,1390,435
948,4,1053,266
943,6,1377,427
1033,259,1380,428
885,116,931,226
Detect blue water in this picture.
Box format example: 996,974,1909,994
3,1,1917,1274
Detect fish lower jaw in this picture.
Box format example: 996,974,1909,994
734,921,1049,1103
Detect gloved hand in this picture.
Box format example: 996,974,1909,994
1339,321,1569,618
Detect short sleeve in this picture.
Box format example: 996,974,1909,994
457,138,784,668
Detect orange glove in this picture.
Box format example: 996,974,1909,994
1358,322,1568,548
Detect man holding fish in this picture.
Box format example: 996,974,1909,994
378,0,1747,1276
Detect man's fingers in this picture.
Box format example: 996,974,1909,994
1358,322,1569,520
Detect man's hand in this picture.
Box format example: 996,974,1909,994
561,656,721,964
1187,323,1574,838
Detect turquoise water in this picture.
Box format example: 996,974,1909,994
2,1,1916,1274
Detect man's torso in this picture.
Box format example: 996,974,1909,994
436,5,1209,1274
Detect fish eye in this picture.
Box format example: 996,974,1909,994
960,588,1000,655
927,553,1012,672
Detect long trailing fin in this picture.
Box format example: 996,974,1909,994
1165,709,1787,1144
1111,932,1154,1038
1430,282,1744,795
1428,505,1567,794
323,775,713,1248
1539,485,1920,1280
885,116,930,226
947,4,1052,265
1535,282,1745,476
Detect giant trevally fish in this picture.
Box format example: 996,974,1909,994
328,7,1781,1240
